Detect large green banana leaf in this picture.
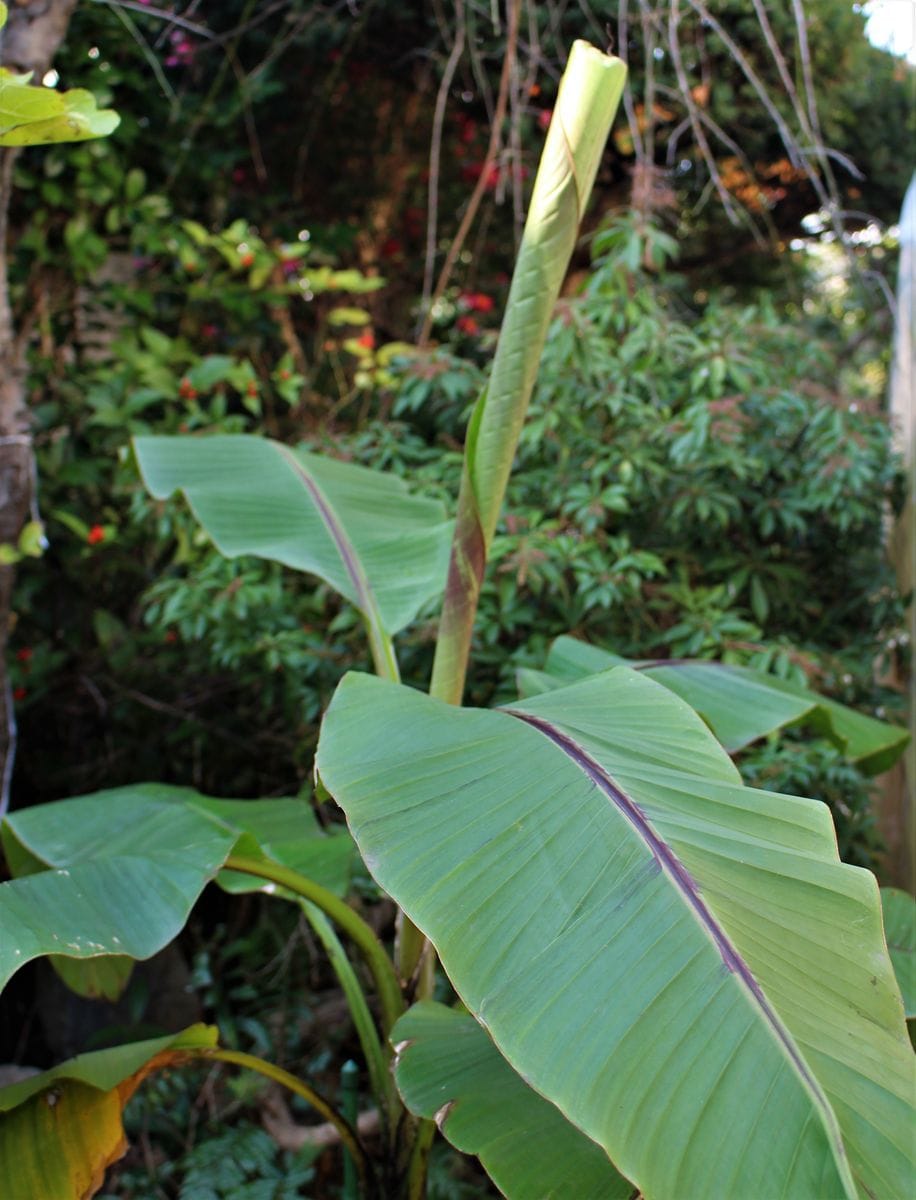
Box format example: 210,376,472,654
517,635,908,774
393,1002,633,1199
0,1025,218,1200
881,888,915,1019
0,785,354,995
317,669,915,1200
134,435,453,651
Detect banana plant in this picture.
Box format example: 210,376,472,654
1,37,913,1200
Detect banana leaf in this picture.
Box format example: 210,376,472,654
318,668,915,1199
0,785,354,997
517,635,908,774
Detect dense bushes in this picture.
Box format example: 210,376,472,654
10,207,904,873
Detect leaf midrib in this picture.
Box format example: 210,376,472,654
504,703,852,1187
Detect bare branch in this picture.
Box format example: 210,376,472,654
419,0,522,346
419,0,467,329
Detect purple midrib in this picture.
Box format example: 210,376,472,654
279,448,375,616
504,706,836,1123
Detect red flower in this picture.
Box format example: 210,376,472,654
458,116,477,145
13,687,26,702
246,381,259,397
178,377,198,400
537,108,553,131
460,292,494,313
357,331,375,350
86,525,106,546
240,252,255,268
456,315,479,335
15,647,32,663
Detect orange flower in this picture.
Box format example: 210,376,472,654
456,315,479,335
357,330,375,350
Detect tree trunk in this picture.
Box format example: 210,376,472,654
879,172,915,892
0,0,80,811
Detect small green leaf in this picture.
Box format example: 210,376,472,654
17,521,45,558
328,306,371,326
0,82,119,146
187,355,235,392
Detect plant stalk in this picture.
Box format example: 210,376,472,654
224,854,404,1036
302,900,399,1141
201,1047,373,1196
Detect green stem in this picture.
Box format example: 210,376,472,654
367,620,401,683
404,1113,437,1200
200,1047,372,1196
224,854,403,1036
341,1060,360,1200
302,900,399,1139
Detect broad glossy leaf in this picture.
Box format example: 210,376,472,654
134,434,453,639
517,635,908,774
0,785,354,995
393,1002,632,1200
0,1025,216,1200
318,670,915,1200
0,72,119,145
881,888,915,1018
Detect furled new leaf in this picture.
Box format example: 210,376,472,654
517,635,908,774
318,669,915,1200
881,888,915,1019
134,435,453,673
393,1002,632,1200
0,785,354,996
0,1025,217,1200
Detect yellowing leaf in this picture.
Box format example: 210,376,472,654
0,1026,218,1200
